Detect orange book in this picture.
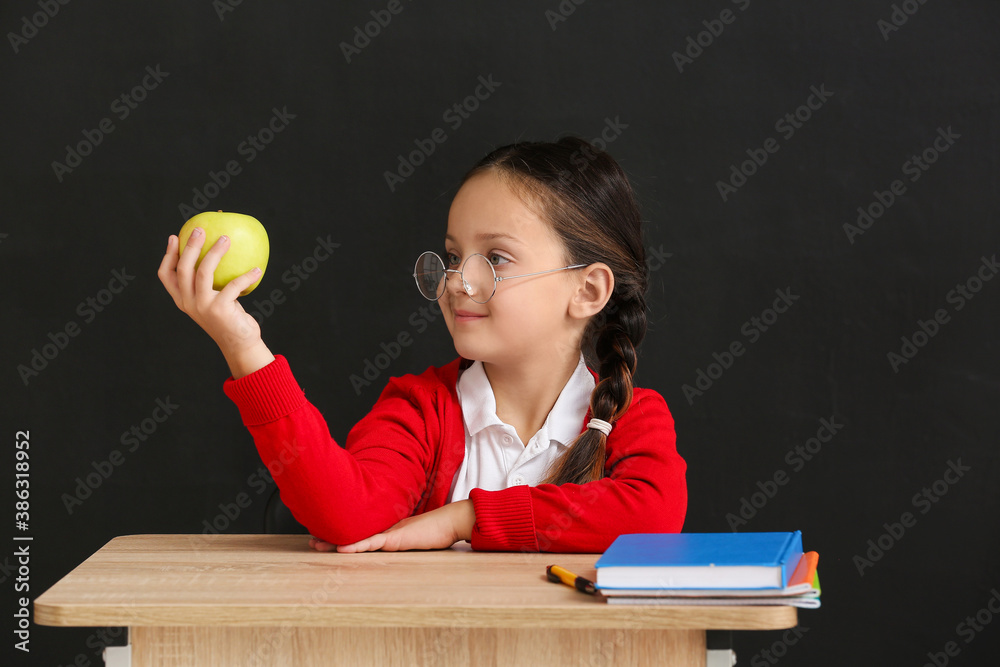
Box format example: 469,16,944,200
787,551,820,590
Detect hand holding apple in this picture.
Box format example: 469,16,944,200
157,216,276,379
176,211,269,296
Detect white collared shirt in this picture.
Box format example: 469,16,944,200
447,354,595,502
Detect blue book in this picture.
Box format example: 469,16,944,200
595,532,804,591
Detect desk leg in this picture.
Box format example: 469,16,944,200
130,626,706,666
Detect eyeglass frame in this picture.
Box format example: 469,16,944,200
412,251,587,304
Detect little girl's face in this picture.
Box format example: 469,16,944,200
441,171,583,366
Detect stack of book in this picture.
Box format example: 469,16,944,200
594,531,821,608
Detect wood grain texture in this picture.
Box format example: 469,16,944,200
130,627,707,667
34,534,798,630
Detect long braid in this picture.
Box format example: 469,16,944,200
543,283,647,485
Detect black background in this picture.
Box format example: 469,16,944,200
3,1,999,665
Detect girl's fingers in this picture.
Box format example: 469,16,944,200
194,234,231,301
309,537,338,552
217,266,262,302
157,236,182,306
175,228,207,302
337,537,375,553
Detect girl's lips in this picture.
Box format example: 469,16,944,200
454,309,486,320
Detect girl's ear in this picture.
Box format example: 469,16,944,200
569,263,615,320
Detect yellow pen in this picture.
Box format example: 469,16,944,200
546,564,597,595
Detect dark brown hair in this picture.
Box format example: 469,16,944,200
459,136,648,486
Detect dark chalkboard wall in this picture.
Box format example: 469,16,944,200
3,0,998,664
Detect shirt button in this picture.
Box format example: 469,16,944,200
512,475,525,485
502,435,513,445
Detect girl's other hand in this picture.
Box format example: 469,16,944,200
322,500,476,553
158,230,274,378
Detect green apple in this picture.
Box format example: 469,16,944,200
177,211,269,296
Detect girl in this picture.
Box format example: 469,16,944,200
157,136,686,554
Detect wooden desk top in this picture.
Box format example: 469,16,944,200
35,534,798,630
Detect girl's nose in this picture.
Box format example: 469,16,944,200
445,268,469,298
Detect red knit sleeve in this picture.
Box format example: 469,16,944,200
469,389,687,553
223,355,443,545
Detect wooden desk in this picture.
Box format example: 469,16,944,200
35,534,798,666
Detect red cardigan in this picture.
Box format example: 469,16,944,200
223,355,686,552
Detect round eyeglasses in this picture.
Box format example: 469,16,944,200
413,251,586,304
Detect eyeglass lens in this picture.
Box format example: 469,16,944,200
413,252,497,304
414,251,447,300
461,254,496,303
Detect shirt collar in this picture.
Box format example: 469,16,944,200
457,354,595,445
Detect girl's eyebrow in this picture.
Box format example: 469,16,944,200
445,231,523,246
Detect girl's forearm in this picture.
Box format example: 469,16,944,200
454,499,477,542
